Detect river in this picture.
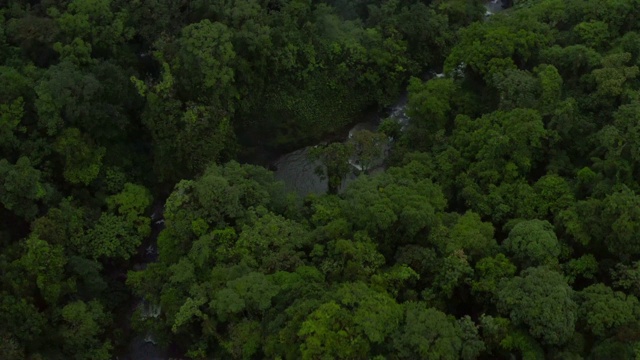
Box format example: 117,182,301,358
272,0,508,197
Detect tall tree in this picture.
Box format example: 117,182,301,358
497,266,577,346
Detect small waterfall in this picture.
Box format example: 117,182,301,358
386,94,410,131
122,205,167,360
139,300,162,320
485,0,508,15
271,94,411,196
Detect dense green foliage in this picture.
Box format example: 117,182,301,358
2,0,640,359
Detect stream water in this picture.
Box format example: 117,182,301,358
118,203,167,360
122,1,508,358
271,93,409,195
272,0,508,197
485,0,507,15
